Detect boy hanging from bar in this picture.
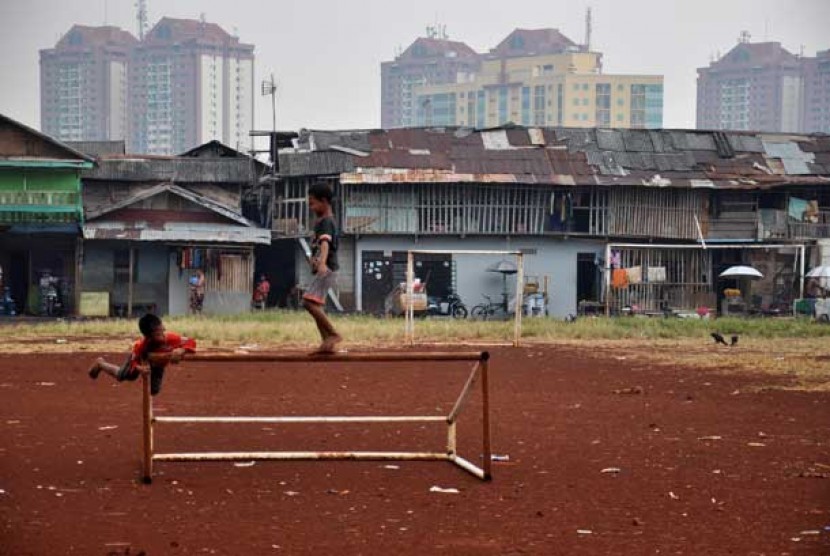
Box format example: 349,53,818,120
88,313,196,396
302,182,343,354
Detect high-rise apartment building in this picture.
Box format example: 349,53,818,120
802,49,830,133
697,37,830,133
381,34,480,128
130,18,254,155
40,25,137,142
40,18,254,155
381,29,663,130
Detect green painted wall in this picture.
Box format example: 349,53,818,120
0,168,82,223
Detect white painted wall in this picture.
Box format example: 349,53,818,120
781,75,805,133
200,54,225,144
353,236,605,318
225,57,254,150
108,60,127,140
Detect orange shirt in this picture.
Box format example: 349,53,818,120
129,332,196,370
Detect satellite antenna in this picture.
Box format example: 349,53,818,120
738,30,751,44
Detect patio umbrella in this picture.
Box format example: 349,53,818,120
806,265,830,279
806,265,830,288
719,265,763,280
486,260,518,275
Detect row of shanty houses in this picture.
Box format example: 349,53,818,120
2,110,830,318
0,113,268,317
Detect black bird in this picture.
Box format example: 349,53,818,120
711,332,728,345
731,335,739,347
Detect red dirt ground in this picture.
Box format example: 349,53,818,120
1,347,829,555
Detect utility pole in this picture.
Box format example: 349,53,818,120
261,74,277,132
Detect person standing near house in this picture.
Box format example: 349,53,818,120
302,183,343,353
253,274,271,310
190,269,205,314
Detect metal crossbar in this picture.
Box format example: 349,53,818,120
141,351,492,484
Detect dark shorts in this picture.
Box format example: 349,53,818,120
116,355,166,396
303,271,337,305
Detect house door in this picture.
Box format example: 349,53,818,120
576,252,599,304
361,251,394,315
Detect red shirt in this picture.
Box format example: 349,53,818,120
129,332,197,370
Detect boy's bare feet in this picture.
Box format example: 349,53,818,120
311,334,343,355
88,358,104,379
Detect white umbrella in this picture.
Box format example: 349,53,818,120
806,265,830,279
806,265,830,288
719,265,763,279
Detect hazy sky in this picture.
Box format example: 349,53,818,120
1,0,828,133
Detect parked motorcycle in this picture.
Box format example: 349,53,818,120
39,272,64,317
426,293,468,319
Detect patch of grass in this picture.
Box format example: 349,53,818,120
3,313,830,391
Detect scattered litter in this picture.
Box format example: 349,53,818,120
238,344,259,351
0,489,5,495
326,489,350,496
747,442,766,447
383,465,400,470
614,356,627,361
98,425,118,431
601,467,621,474
55,339,67,344
283,491,300,497
632,518,643,526
76,460,83,465
613,386,643,395
491,454,511,462
712,469,722,474
791,537,802,542
6,420,20,425
758,432,768,438
698,436,722,441
669,491,680,500
730,390,740,395
233,461,256,468
429,486,459,494
55,492,63,497
800,530,821,535
576,529,593,535
36,382,55,387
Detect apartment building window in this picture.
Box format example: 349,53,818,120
595,83,611,128
476,91,485,128
630,84,647,128
533,85,545,125
496,87,509,124
521,87,531,126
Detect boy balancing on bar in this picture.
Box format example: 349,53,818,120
303,183,343,354
88,313,196,396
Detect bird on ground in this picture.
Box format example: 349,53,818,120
731,335,739,346
710,332,728,345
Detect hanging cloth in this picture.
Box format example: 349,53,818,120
647,266,667,283
612,268,629,289
626,266,643,285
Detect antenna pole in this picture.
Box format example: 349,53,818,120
585,6,592,52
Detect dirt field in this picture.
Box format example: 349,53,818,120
1,346,829,555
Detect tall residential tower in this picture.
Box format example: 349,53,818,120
40,18,255,155
381,28,664,130
696,36,830,133
130,18,255,155
40,25,137,142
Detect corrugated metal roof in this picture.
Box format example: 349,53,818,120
82,222,270,245
66,140,126,158
280,126,830,189
81,157,260,183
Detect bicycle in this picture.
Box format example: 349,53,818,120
470,294,511,321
